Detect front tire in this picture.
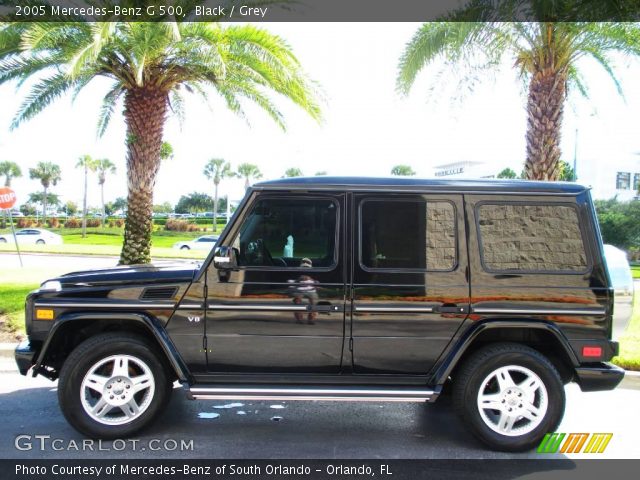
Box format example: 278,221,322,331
58,333,172,439
453,343,565,452
180,245,190,250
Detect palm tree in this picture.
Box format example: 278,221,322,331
284,167,304,178
95,158,116,227
237,163,263,190
76,155,96,238
397,19,640,180
28,161,61,222
1,20,321,264
391,165,416,176
203,158,236,233
0,161,21,186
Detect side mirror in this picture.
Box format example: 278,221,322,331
213,246,238,270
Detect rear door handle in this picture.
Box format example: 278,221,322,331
310,304,342,312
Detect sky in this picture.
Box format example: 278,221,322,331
0,22,639,210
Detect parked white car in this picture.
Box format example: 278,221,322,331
603,244,635,339
0,228,63,245
173,235,219,251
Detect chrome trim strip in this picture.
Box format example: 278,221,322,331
207,304,308,312
354,306,434,313
190,387,434,396
191,395,430,402
177,304,203,309
472,307,606,316
34,302,176,309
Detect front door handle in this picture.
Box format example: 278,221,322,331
436,305,469,314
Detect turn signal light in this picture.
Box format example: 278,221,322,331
582,346,602,358
35,309,54,320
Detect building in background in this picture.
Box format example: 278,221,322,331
430,156,639,201
579,153,639,201
432,161,495,179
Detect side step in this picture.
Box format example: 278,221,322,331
187,385,440,403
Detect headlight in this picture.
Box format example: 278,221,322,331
40,280,62,291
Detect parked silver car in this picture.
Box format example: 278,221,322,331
0,228,63,245
603,244,635,339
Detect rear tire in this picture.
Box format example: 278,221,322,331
36,239,45,245
58,333,172,439
180,245,190,250
453,343,565,452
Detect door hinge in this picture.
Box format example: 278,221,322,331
349,337,353,351
202,336,208,351
203,283,208,298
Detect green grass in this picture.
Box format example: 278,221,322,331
0,227,219,257
612,293,640,371
631,265,640,279
0,284,37,334
0,242,207,259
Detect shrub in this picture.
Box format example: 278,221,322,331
64,218,81,228
86,218,101,227
16,218,36,228
46,217,60,228
108,219,125,228
165,218,200,232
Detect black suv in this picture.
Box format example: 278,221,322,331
15,177,624,451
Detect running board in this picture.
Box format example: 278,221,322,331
187,385,440,403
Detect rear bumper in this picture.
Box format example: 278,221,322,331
575,362,625,392
14,340,37,376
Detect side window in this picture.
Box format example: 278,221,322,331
360,200,456,271
233,197,337,268
477,203,588,273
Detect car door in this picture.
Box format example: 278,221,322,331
351,193,470,374
205,193,347,373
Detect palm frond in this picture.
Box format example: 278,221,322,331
96,82,123,137
396,22,497,95
11,71,78,129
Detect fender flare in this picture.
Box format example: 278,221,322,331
430,319,579,385
33,311,191,382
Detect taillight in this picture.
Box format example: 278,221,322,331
582,346,602,358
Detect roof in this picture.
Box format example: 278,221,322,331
253,176,588,194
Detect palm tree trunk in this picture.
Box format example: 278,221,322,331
42,186,48,224
100,181,105,228
82,165,87,238
244,177,249,190
523,67,567,181
213,181,219,233
119,88,169,265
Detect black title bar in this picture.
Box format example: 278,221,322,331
1,0,639,22
6,459,640,480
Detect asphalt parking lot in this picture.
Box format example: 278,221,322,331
0,368,638,460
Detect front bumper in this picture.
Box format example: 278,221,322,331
575,362,625,392
14,340,37,376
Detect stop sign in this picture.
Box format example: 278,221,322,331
0,186,17,210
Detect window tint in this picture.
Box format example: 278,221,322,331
360,200,456,271
234,198,337,268
477,204,588,272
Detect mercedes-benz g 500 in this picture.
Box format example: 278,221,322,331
15,177,626,451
